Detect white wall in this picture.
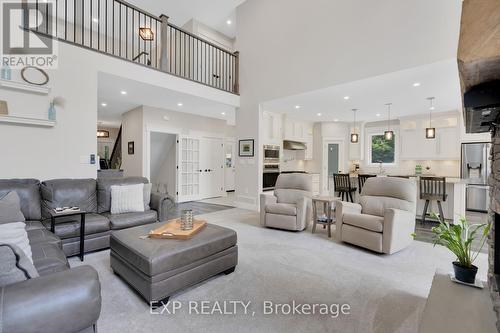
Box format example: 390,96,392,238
122,107,144,177
183,19,235,51
121,105,234,179
235,0,461,210
0,31,238,181
150,132,177,195
0,44,98,180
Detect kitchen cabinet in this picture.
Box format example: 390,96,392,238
262,111,282,145
311,173,320,195
284,118,313,142
284,118,314,160
297,138,314,160
400,113,460,160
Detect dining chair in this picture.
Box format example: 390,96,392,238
333,173,357,202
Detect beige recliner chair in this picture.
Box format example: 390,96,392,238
336,177,416,254
260,174,312,231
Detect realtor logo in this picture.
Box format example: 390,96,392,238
1,0,58,69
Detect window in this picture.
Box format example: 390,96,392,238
370,134,395,164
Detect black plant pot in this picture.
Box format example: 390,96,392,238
453,261,478,284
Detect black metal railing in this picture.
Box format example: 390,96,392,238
167,24,238,93
30,0,239,94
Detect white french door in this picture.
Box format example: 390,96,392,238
177,136,201,202
176,136,224,202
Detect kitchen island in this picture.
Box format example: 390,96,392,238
345,175,466,224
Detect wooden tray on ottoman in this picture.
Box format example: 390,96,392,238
149,219,207,240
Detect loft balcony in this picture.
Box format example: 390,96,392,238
28,0,239,94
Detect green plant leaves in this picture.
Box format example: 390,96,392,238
430,213,490,268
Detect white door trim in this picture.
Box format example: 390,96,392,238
322,137,346,195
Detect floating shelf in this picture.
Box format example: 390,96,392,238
0,115,55,127
0,79,50,95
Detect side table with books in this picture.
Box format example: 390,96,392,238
312,196,340,238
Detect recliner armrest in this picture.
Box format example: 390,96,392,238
150,192,170,221
260,194,277,226
335,201,362,241
382,208,416,254
295,196,312,231
1,266,102,333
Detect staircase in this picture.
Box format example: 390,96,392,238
109,126,122,169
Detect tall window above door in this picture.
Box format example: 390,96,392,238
369,133,396,165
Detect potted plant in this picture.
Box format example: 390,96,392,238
431,213,490,284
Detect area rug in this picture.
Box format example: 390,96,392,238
70,208,487,333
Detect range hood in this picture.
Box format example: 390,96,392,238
283,140,306,150
464,80,500,133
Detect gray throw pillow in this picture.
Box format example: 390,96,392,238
0,191,26,224
144,183,152,210
0,243,39,287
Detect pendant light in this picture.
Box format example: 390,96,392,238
350,108,359,143
384,103,394,141
426,97,436,139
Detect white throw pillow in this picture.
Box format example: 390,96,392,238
0,222,33,263
110,183,145,215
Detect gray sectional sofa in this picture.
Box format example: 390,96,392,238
0,177,170,332
0,177,170,256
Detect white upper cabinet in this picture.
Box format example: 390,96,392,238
400,112,460,160
283,116,314,160
262,111,282,145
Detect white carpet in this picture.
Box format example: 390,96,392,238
70,208,487,333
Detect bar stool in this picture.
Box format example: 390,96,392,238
358,174,376,194
420,176,447,223
333,173,357,202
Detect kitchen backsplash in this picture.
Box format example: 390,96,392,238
352,160,461,177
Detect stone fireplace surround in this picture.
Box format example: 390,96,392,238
489,125,500,331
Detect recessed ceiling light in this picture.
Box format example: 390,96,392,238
101,103,107,107
317,113,322,116
344,96,350,100
221,112,226,115
429,106,435,111
334,118,339,122
295,105,301,109
177,102,183,107
413,82,421,87
92,18,99,23
120,91,127,95
226,20,232,25
376,113,381,117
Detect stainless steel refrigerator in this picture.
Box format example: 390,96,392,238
461,142,491,213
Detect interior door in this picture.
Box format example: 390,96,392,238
203,138,224,199
225,140,236,191
177,136,201,203
328,144,339,191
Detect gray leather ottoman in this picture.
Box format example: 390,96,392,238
110,223,238,303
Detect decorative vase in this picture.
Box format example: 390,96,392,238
48,102,56,121
1,65,11,80
180,209,193,231
453,261,478,284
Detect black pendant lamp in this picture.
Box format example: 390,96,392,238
384,103,394,141
426,97,436,139
350,108,359,143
